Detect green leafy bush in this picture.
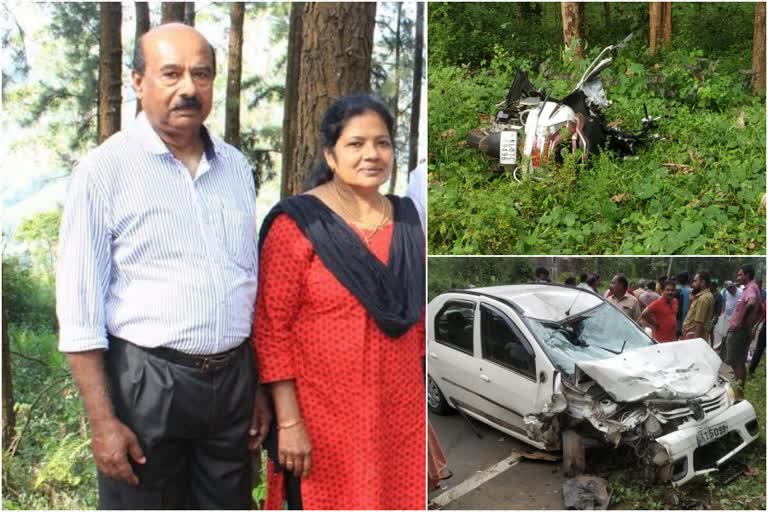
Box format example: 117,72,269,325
428,14,765,255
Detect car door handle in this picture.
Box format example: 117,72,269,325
429,352,438,359
480,374,490,382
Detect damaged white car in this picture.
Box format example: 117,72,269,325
427,284,760,486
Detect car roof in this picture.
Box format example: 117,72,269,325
447,284,605,322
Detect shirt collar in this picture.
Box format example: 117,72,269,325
130,111,218,161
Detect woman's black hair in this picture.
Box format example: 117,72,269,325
303,94,395,191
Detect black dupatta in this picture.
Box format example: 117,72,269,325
258,194,425,338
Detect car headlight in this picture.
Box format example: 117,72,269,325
726,382,735,405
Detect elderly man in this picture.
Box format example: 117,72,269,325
608,274,642,322
681,271,715,340
56,24,270,509
724,264,762,400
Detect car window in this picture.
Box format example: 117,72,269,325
434,300,475,355
526,302,655,375
480,304,536,379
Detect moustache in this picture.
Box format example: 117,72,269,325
172,97,202,111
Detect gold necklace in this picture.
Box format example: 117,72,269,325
330,181,390,245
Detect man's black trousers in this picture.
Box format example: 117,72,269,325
98,338,255,510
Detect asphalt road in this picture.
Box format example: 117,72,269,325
429,411,565,510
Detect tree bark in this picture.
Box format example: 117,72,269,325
2,309,15,450
281,2,304,199
662,2,672,48
183,2,195,26
387,3,403,194
134,2,150,115
752,2,766,95
561,2,585,59
407,2,424,174
649,2,672,55
98,2,122,143
282,2,376,196
603,2,611,23
161,2,185,24
225,2,244,148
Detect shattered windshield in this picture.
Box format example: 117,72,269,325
525,302,655,375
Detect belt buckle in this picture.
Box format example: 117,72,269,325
200,357,211,372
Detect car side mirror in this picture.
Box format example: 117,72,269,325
539,371,547,383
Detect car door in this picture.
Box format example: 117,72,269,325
473,300,557,448
428,297,481,409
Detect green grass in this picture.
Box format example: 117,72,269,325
428,45,766,255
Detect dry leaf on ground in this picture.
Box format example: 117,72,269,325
663,163,695,174
611,192,629,203
736,111,746,129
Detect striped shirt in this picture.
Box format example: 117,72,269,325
56,112,258,355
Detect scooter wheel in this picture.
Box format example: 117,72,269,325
466,129,485,149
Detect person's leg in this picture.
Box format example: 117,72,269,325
725,328,750,400
749,323,766,375
100,340,192,510
188,343,255,510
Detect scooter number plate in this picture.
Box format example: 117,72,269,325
499,131,518,165
696,423,728,446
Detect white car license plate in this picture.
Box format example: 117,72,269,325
696,423,728,446
499,131,518,165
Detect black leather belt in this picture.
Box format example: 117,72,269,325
109,335,245,372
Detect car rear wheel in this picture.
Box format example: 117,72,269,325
427,376,453,415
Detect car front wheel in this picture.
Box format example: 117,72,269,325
427,376,453,415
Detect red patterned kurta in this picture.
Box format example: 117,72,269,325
253,214,425,510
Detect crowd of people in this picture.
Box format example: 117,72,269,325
539,264,766,400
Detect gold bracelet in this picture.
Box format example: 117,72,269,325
277,418,303,430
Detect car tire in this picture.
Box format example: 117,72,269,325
427,376,453,415
562,429,586,477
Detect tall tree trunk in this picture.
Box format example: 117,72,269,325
407,2,424,175
388,3,403,194
752,2,766,95
649,2,662,55
225,2,244,148
98,2,122,143
2,310,15,451
281,2,304,198
282,2,376,196
161,2,185,24
561,2,585,58
134,2,150,115
183,2,195,26
662,2,672,48
603,2,611,23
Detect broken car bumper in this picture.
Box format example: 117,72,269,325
654,399,759,486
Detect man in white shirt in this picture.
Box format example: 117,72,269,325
57,24,270,509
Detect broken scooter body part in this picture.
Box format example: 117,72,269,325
466,33,664,181
427,284,759,488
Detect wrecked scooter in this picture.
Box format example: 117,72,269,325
467,34,663,181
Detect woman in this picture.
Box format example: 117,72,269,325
253,94,425,510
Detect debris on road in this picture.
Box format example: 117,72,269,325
562,475,610,510
510,447,562,462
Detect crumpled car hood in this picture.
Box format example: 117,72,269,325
575,339,722,402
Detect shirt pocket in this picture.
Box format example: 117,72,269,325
215,206,256,273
